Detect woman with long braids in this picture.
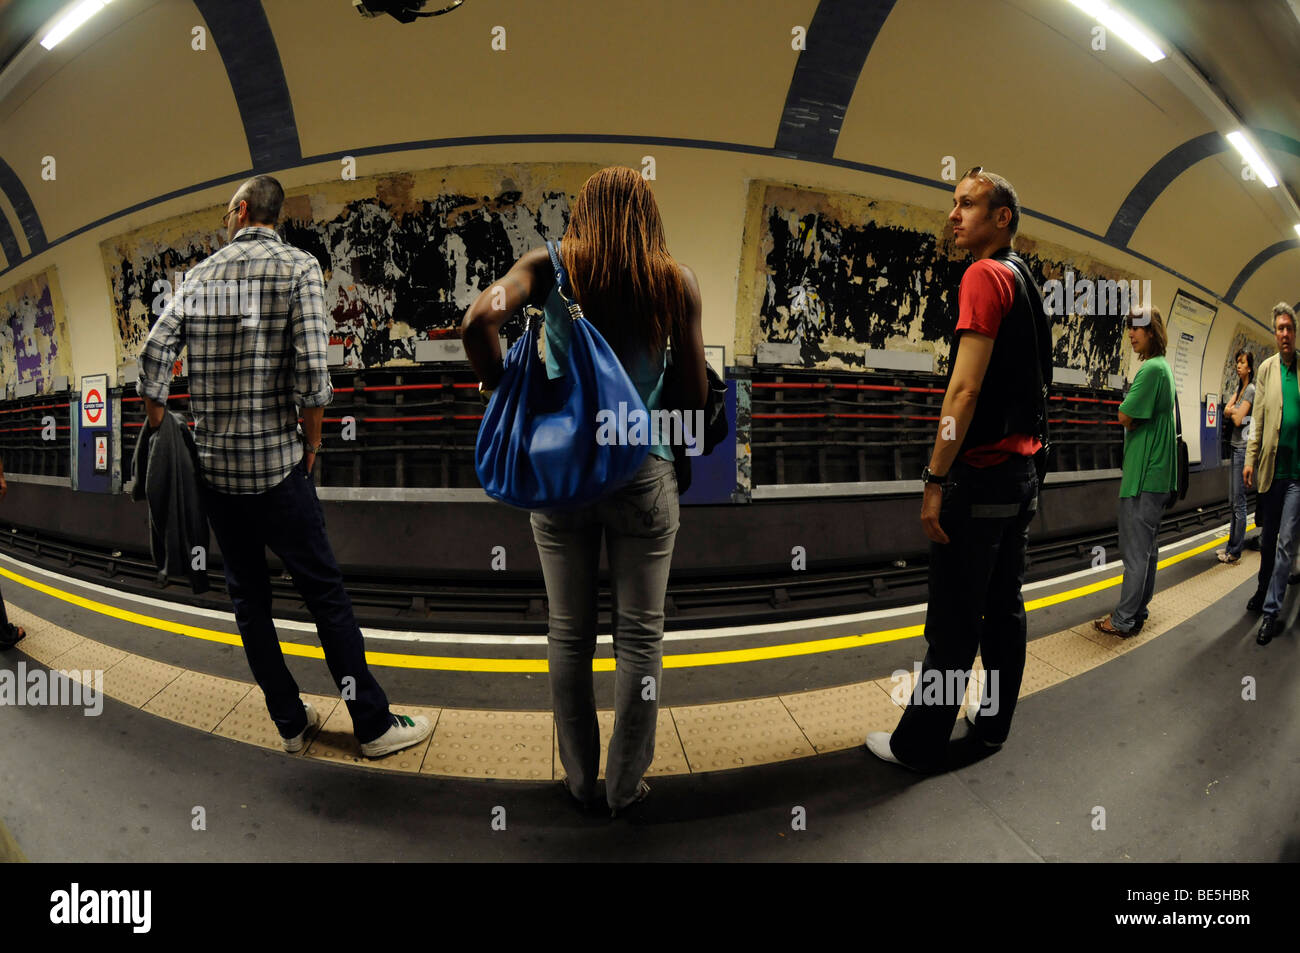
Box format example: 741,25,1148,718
462,167,706,816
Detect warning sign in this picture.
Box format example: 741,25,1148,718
94,435,108,473
81,374,108,429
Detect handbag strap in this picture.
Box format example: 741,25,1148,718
545,240,584,323
1170,365,1182,439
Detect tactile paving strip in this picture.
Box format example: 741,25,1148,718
671,697,816,771
307,703,440,773
46,638,128,684
1026,630,1115,678
1016,653,1070,696
779,681,902,753
142,670,253,732
214,687,341,751
421,708,552,780
0,536,1260,782
552,708,690,780
98,654,185,708
13,615,86,665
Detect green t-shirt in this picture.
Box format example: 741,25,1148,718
1275,358,1300,480
1118,355,1177,498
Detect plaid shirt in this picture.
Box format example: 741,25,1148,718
137,227,333,494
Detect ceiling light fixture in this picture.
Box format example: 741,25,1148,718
1226,131,1280,188
40,0,112,51
1065,0,1165,62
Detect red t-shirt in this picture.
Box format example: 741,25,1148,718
954,258,1042,467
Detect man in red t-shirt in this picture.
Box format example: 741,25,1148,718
867,167,1043,771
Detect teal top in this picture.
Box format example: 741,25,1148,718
542,283,673,462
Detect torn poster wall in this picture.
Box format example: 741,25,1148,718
735,181,1140,386
0,267,72,397
101,164,601,371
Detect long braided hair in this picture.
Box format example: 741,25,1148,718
559,167,690,360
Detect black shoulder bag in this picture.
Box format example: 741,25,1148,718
1166,386,1190,510
661,349,729,495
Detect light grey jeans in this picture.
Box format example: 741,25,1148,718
1112,491,1167,632
529,455,679,811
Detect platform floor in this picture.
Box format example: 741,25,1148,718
0,531,1296,862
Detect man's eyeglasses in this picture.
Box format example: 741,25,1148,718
965,166,983,179
221,202,244,227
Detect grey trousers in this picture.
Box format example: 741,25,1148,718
529,456,679,810
1112,491,1167,632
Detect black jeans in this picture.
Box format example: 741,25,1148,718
202,460,392,742
890,455,1038,769
0,582,11,637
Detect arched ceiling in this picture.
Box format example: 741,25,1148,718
0,0,1296,318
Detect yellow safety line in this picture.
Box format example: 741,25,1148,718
0,525,1242,673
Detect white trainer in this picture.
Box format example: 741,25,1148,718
866,731,904,766
283,702,319,753
965,700,1003,749
360,713,432,758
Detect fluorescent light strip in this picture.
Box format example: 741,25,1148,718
40,0,110,51
1066,0,1164,62
1226,130,1280,188
1294,224,1300,239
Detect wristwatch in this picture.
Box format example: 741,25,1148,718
921,465,949,486
302,436,324,454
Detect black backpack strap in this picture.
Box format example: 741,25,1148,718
992,249,1052,443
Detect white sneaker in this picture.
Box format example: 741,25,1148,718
865,731,924,771
282,702,319,753
965,700,1003,749
360,713,432,758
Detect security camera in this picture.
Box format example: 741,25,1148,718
353,0,465,23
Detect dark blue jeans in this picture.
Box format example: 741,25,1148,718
890,455,1038,770
202,460,392,743
1255,478,1300,617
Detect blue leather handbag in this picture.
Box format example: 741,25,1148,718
474,241,650,509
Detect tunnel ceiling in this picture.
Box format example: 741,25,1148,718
0,0,1296,311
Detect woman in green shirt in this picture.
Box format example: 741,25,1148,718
1095,307,1178,636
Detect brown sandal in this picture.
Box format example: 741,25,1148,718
1093,616,1130,637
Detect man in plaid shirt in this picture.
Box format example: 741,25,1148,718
138,175,430,758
